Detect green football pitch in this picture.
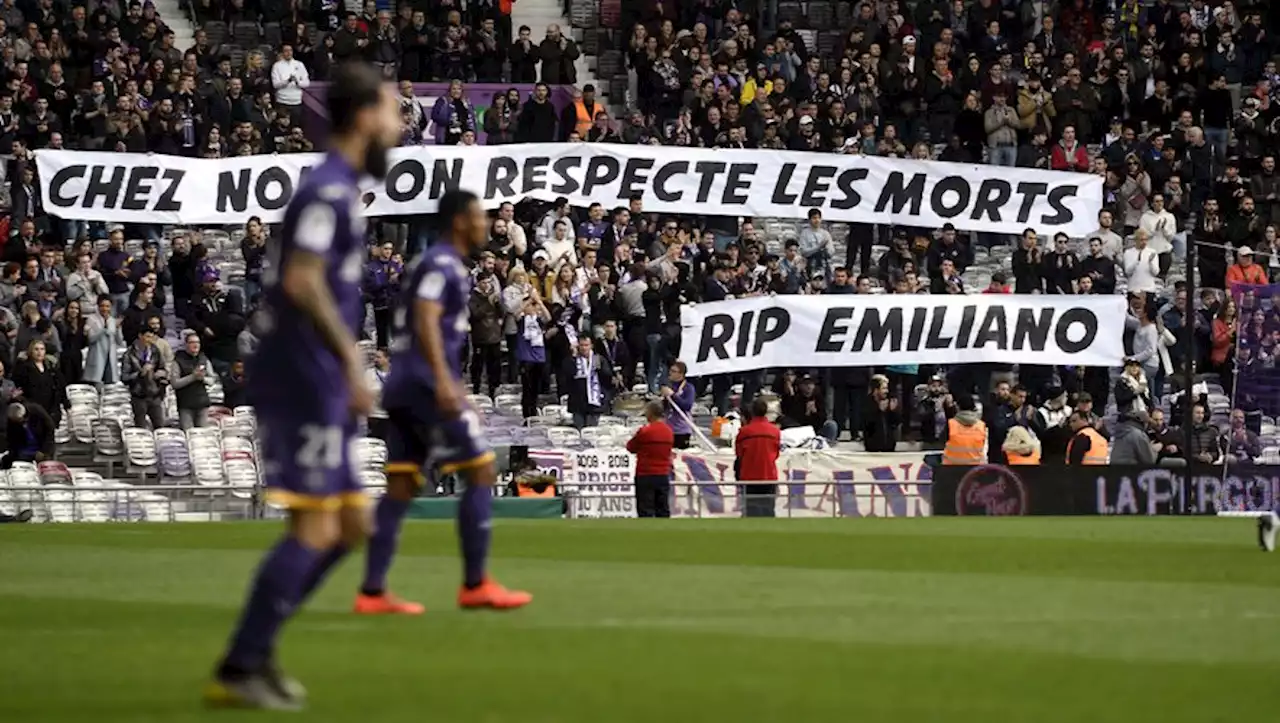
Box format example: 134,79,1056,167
1,518,1277,722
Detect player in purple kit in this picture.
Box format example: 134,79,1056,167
203,62,401,711
354,189,532,613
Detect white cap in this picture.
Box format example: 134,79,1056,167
1239,246,1254,256
903,35,917,45
533,249,550,261
798,115,814,125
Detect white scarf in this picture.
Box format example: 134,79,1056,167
577,351,602,408
522,315,543,347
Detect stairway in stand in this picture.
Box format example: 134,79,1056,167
151,0,196,51
512,0,597,94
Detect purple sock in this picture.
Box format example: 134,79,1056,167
457,485,492,589
221,536,320,675
298,544,349,604
361,496,410,596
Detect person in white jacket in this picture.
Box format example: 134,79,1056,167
1137,192,1179,259
270,45,311,122
1122,229,1162,293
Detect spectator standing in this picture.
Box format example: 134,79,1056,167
185,269,245,374
517,82,557,142
55,300,87,384
563,335,613,429
363,241,401,349
538,24,579,85
221,359,248,410
797,209,834,281
269,44,310,125
560,84,606,141
65,253,108,308
12,340,64,429
365,348,390,441
83,298,123,385
984,88,1020,166
239,219,268,306
121,328,167,429
468,271,503,398
626,401,674,518
660,361,695,449
509,25,537,83
172,332,211,430
736,398,781,518
862,375,900,452
430,79,475,145
96,229,132,312
1123,230,1162,294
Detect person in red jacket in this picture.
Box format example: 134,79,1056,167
1050,125,1090,172
626,401,674,518
736,398,782,518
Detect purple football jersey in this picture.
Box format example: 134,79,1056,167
248,152,368,506
383,243,470,396
383,243,492,472
248,153,366,417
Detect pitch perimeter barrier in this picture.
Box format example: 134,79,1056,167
932,465,1280,516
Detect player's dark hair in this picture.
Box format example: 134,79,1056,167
749,398,770,419
438,189,479,229
327,62,384,134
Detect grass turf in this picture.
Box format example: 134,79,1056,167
0,518,1276,722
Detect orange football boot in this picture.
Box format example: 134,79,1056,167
457,578,533,610
353,592,425,615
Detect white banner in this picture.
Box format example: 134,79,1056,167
34,144,1101,235
528,447,931,519
680,293,1126,376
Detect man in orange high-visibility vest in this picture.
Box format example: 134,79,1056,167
942,393,988,465
1066,411,1110,465
560,84,606,141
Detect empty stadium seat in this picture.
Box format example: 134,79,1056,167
156,428,192,481
124,427,159,474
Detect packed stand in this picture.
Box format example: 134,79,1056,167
3,0,1280,472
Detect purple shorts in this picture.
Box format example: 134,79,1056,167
386,395,493,478
259,410,366,510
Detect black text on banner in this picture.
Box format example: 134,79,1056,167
35,145,1103,235
680,294,1126,376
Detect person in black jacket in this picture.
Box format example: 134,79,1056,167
184,268,246,374
167,234,200,320
862,375,901,452
562,335,614,429
11,340,65,429
2,401,55,469
516,83,557,142
1079,237,1117,294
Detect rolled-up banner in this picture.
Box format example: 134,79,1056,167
35,144,1102,235
680,294,1126,376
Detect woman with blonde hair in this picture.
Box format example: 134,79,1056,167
1002,425,1042,465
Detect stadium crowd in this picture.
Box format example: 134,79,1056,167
1,0,1279,469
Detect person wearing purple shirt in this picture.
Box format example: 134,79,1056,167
361,240,402,349
661,360,697,449
95,228,132,312
206,63,396,712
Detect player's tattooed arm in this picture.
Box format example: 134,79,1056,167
282,250,362,375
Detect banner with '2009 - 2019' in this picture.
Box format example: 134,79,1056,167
681,294,1127,376
34,144,1102,235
